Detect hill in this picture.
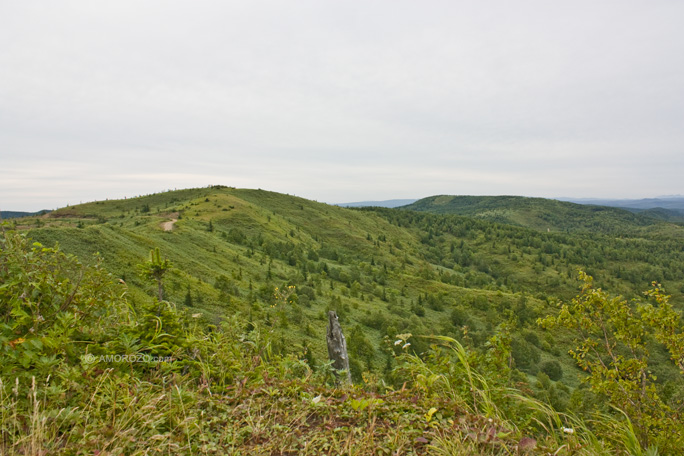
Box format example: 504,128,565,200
5,186,680,380
631,206,684,222
7,228,654,454
4,186,684,454
400,194,682,235
557,196,684,223
559,196,684,212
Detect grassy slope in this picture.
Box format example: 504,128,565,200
21,188,485,372
13,186,684,389
5,222,681,455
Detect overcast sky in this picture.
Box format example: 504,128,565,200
2,1,684,211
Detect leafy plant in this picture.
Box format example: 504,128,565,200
0,231,122,380
137,247,171,301
539,272,684,452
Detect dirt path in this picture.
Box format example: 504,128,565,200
160,212,179,231
161,219,177,231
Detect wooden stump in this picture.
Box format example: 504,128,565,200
326,311,352,385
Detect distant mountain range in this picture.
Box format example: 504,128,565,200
336,199,418,208
557,197,684,222
1,210,51,219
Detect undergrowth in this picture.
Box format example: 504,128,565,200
1,230,678,455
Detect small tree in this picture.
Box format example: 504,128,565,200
539,272,684,451
138,247,172,302
539,360,563,381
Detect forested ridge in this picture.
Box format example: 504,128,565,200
402,194,684,234
2,186,683,454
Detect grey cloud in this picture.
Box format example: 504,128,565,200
1,0,683,210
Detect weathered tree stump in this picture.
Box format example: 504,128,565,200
326,311,352,384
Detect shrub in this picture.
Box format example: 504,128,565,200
539,360,563,381
0,231,123,380
539,271,684,452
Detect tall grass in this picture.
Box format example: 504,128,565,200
393,334,643,455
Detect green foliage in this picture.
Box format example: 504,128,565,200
137,247,172,301
0,231,123,380
402,194,665,235
389,331,605,454
3,226,680,455
539,272,684,452
539,360,563,381
126,299,189,358
11,186,684,454
511,335,541,373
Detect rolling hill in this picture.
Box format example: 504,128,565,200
0,209,51,219
5,186,684,454
400,194,683,235
559,196,684,211
3,186,679,384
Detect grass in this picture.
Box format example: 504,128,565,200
2,228,678,455
19,188,561,373
0,365,604,455
13,187,684,388
5,186,684,454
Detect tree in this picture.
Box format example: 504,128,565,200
138,247,172,302
539,360,563,381
348,324,375,371
539,272,684,452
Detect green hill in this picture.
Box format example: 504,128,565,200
400,194,681,235
4,186,684,454
22,187,555,379
630,206,684,223
6,186,680,381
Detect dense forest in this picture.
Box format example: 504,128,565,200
2,186,683,454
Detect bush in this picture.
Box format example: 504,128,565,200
539,271,684,452
0,231,123,380
539,360,563,381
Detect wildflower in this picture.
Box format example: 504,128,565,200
563,427,574,435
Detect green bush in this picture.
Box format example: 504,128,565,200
539,360,563,381
539,272,684,452
0,232,123,380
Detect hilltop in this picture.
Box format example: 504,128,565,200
559,195,684,212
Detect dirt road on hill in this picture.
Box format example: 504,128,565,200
160,212,179,231
161,219,177,231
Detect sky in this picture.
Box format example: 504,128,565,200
2,0,684,211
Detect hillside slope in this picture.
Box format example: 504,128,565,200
9,186,684,390
400,195,680,235
7,229,636,455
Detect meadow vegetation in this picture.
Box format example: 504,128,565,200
2,186,684,454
